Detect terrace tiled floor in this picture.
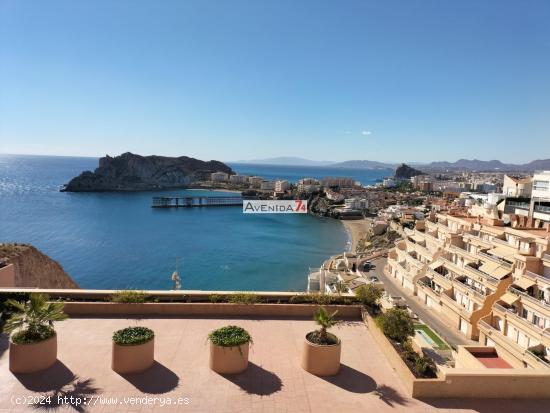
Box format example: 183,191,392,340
0,317,547,413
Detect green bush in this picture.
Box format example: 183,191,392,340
3,293,68,344
227,293,259,305
414,356,435,377
208,325,251,347
208,294,226,303
355,284,383,309
289,293,335,305
113,326,154,345
377,308,415,343
111,290,148,303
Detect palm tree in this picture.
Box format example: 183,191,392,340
3,293,68,339
314,307,338,342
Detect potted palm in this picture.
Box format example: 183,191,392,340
301,306,341,376
4,293,68,373
208,325,251,374
112,326,155,374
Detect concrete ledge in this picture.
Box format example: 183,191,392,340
63,302,363,319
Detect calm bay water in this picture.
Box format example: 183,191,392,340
0,155,389,291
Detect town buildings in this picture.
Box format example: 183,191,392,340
386,207,550,369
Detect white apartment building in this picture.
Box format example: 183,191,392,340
531,171,550,223
275,180,289,192
211,172,229,182
344,198,368,210
260,180,276,191
503,175,532,198
229,174,248,184
248,176,263,188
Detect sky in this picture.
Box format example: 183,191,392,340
1,0,549,164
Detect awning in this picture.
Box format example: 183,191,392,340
479,261,499,274
514,278,535,290
479,261,511,280
488,246,516,260
429,259,444,269
500,292,519,306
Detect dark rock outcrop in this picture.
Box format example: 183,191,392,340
394,163,424,179
62,152,234,192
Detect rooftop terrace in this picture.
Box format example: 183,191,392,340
1,315,549,412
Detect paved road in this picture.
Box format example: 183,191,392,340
368,257,476,349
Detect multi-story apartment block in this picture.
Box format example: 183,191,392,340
248,176,263,188
530,171,550,223
211,172,229,182
503,175,532,197
386,210,550,369
274,180,289,192
229,174,248,184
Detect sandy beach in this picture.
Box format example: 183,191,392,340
341,218,371,252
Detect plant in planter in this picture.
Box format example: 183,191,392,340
301,307,341,376
4,293,68,373
111,290,149,303
208,325,252,374
111,326,155,374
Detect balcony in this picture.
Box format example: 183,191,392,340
454,278,486,301
441,293,472,318
478,320,526,356
427,268,453,290
478,251,513,269
493,303,543,332
525,349,550,369
463,264,499,286
509,287,550,311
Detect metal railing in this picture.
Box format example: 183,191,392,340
526,349,550,369
454,278,486,300
509,287,550,310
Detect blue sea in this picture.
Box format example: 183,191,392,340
0,155,390,291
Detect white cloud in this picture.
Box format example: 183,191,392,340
361,130,372,136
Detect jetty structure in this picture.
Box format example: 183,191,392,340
152,195,244,208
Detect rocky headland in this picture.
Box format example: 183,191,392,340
394,163,425,179
0,244,79,289
62,152,234,192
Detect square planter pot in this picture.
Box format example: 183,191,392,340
301,334,341,376
209,342,249,374
9,335,57,373
112,338,154,374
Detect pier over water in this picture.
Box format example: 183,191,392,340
152,196,244,208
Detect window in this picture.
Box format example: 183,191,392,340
533,314,540,326
522,308,529,319
533,180,549,191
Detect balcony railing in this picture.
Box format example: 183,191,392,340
535,205,550,213
427,268,453,289
454,278,486,300
441,293,472,317
524,270,550,286
525,349,550,369
509,287,550,311
493,303,545,332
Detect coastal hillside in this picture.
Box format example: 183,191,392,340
62,152,234,191
0,244,79,289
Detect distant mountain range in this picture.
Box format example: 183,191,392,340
423,158,550,172
233,156,550,172
233,157,333,167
